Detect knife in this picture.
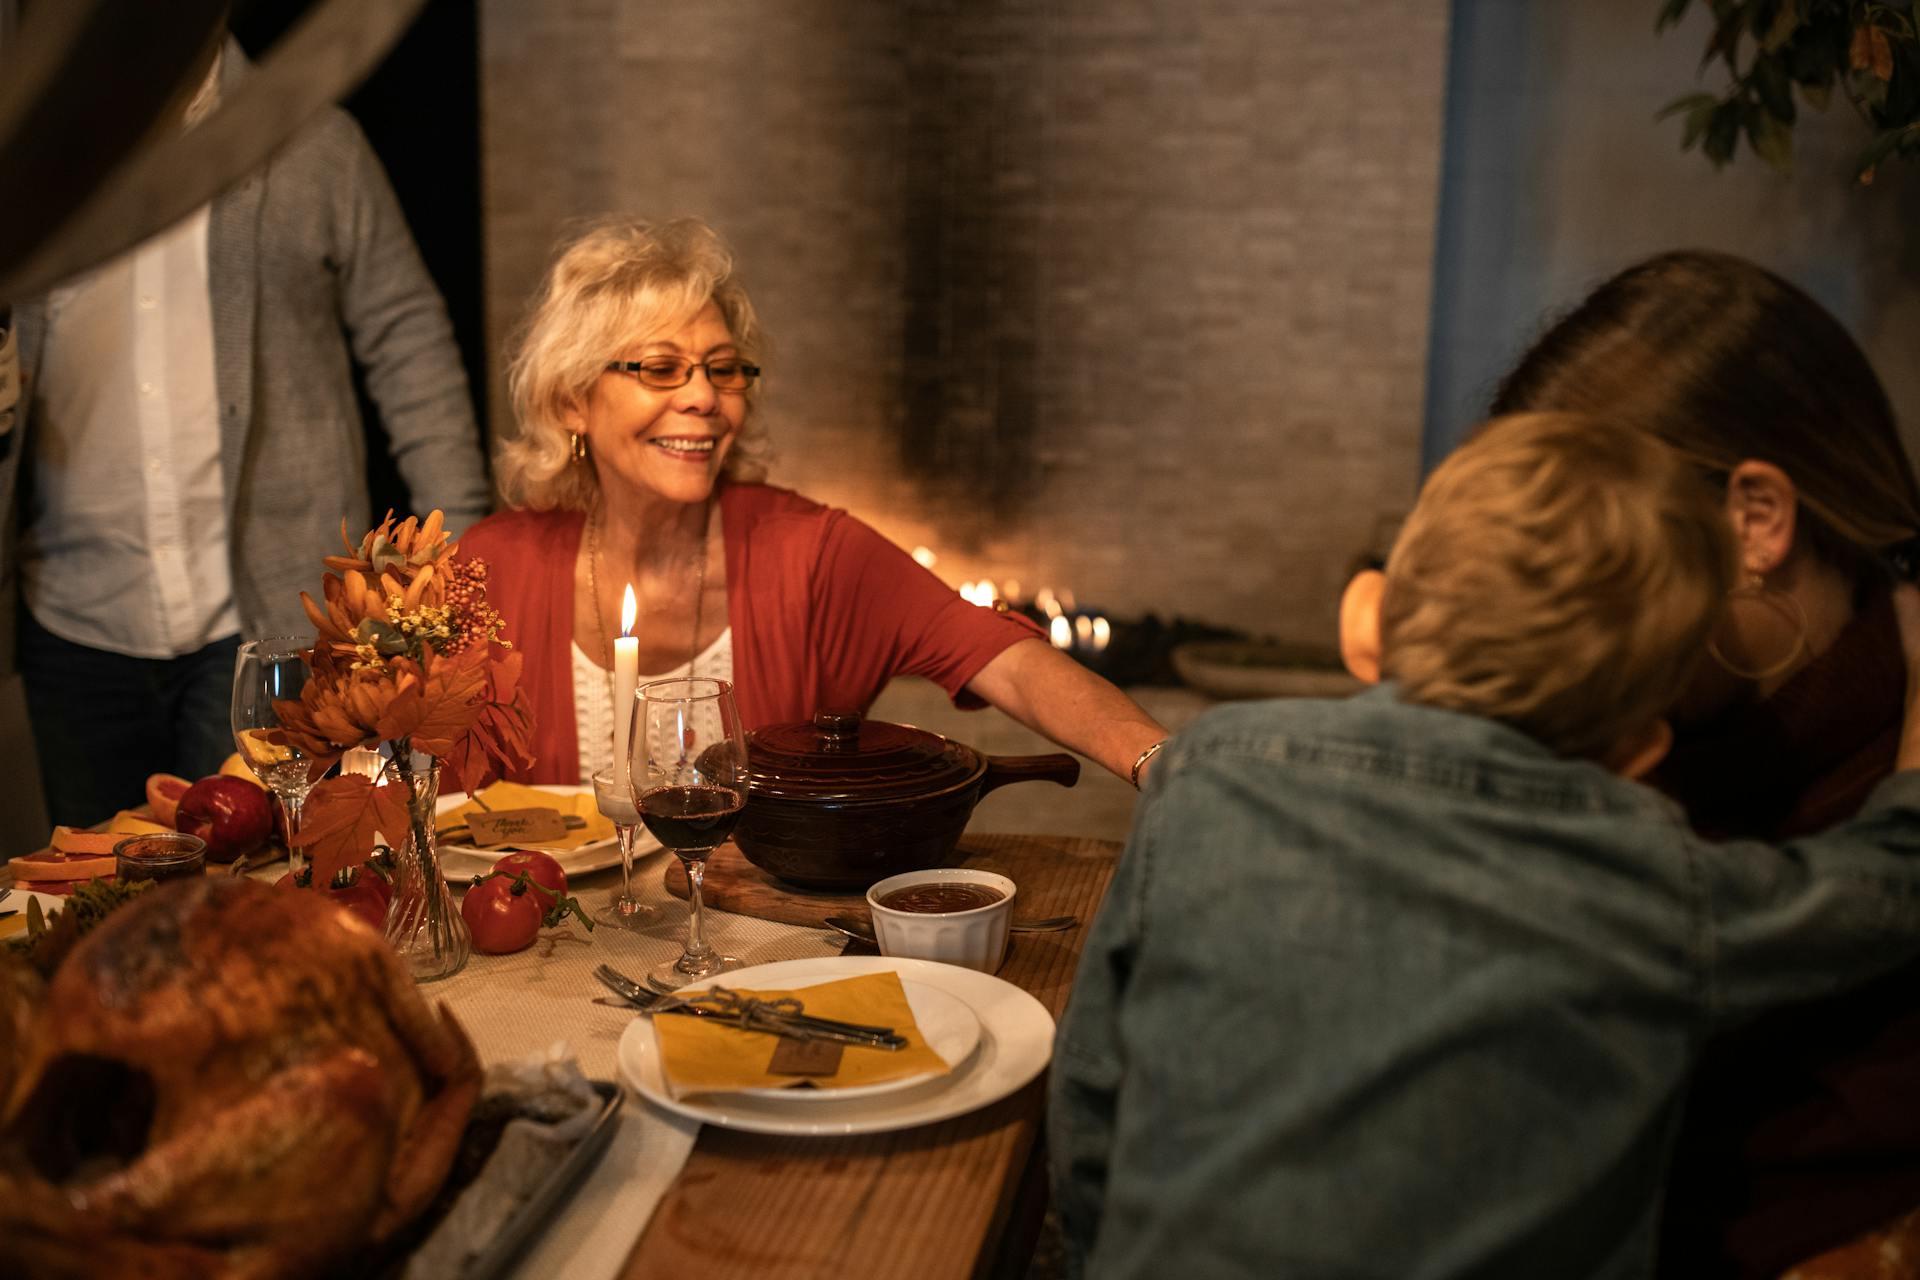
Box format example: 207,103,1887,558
657,1004,908,1051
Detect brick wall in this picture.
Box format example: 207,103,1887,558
479,0,1448,643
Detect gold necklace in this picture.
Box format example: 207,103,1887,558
587,502,711,691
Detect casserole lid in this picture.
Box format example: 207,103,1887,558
744,711,984,803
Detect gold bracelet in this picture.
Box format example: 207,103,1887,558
1130,738,1168,790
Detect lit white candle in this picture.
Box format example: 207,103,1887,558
612,584,639,789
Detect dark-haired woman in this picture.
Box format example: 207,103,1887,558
1493,249,1920,1277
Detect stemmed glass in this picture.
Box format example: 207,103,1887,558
631,676,747,990
590,765,661,930
231,637,315,875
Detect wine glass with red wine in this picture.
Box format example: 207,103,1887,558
630,676,748,989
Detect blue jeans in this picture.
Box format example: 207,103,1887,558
17,610,241,828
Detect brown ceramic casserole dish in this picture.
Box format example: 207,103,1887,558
733,711,1080,889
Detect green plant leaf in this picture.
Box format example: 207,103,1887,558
1761,0,1799,52
1703,3,1750,70
1658,91,1724,120
1686,98,1722,148
368,533,406,575
1657,0,1920,182
1705,99,1744,163
1850,66,1891,109
1657,0,1696,33
1856,122,1910,176
1747,106,1795,170
1754,55,1799,119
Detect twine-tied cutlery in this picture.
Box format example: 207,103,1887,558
593,964,906,1050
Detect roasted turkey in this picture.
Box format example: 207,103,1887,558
0,876,481,1279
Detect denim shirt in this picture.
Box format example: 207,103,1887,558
1050,687,1920,1279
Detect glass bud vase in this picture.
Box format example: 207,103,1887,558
383,752,470,982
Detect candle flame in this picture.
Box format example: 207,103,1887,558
1050,615,1073,649
1092,616,1111,652
912,546,938,568
621,583,637,635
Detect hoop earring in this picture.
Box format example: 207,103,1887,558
570,432,589,465
1707,575,1810,682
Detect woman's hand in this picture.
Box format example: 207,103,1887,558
1894,584,1920,771
965,640,1168,786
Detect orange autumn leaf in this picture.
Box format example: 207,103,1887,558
407,646,491,758
484,648,533,765
1852,23,1895,80
295,775,416,886
443,679,537,790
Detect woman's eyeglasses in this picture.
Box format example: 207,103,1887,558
607,356,760,392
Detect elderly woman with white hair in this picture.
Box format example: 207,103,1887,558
459,216,1167,788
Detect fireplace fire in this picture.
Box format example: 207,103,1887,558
914,545,1237,687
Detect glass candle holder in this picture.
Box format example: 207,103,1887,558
113,832,208,886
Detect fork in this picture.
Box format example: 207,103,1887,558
594,964,681,1011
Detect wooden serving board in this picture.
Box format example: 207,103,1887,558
662,832,1118,929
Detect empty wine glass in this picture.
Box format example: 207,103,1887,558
631,676,747,990
231,637,315,875
590,765,660,930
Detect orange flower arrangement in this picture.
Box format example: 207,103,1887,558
275,509,535,883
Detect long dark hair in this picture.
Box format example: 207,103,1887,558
1492,250,1920,584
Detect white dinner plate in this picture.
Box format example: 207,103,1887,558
683,980,982,1103
433,784,659,883
618,955,1055,1136
0,887,71,943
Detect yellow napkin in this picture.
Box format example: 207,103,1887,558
439,781,615,851
654,971,951,1099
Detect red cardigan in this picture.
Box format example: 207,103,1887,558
456,483,1042,784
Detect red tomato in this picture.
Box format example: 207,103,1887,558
325,870,390,933
462,874,544,954
491,850,567,900
357,861,395,909
276,865,389,933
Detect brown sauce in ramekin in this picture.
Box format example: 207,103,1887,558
876,882,1004,914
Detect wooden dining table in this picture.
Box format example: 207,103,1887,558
617,830,1120,1280
2,827,1122,1280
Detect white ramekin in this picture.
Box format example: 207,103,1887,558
865,868,1016,973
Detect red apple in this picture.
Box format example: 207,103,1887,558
176,775,274,863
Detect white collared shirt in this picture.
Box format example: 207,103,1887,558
21,205,241,658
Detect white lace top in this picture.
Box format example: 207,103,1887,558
571,629,735,785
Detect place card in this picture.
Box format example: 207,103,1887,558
463,807,569,846
767,1037,845,1077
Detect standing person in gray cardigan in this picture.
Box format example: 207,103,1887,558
0,40,489,827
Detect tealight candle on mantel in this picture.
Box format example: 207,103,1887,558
612,584,639,788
